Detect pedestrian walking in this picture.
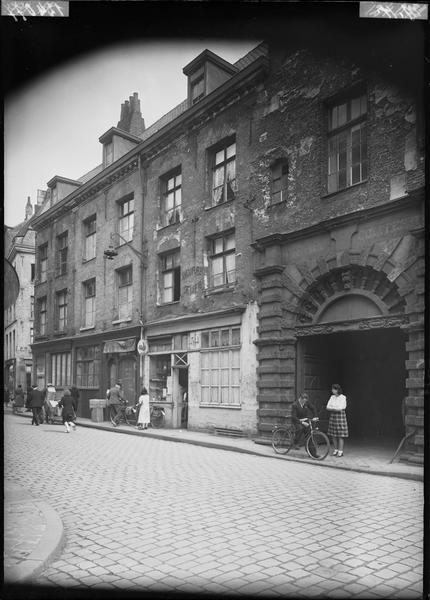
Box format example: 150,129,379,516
58,389,77,433
70,385,80,419
28,385,45,426
291,392,317,447
136,387,150,430
326,383,348,457
107,382,125,427
14,385,25,410
44,383,57,424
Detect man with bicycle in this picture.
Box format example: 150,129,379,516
291,392,317,447
107,382,126,427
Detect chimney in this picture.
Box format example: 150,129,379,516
25,196,33,220
117,92,145,136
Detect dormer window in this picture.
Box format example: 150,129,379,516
190,69,205,105
104,142,113,167
52,186,58,205
183,50,237,108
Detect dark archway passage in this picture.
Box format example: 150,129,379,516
298,328,407,443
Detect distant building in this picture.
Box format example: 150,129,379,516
30,41,424,461
4,196,46,395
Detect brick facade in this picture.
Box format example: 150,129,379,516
30,42,424,455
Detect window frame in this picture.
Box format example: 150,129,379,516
83,215,97,261
210,139,237,207
39,244,48,283
161,169,182,227
160,250,181,304
55,289,68,332
75,346,100,388
118,194,135,244
83,279,96,328
326,90,368,194
208,231,236,289
56,232,68,276
116,265,133,321
270,159,289,205
200,326,241,407
50,352,71,387
37,296,47,336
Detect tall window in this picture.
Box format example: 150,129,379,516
56,232,68,276
211,140,237,206
30,296,34,320
76,346,100,388
200,327,241,406
37,297,47,335
161,251,181,303
31,263,35,282
39,244,48,283
118,195,134,243
271,160,289,204
56,290,68,332
83,279,96,328
161,171,182,226
327,92,367,194
30,328,34,344
50,352,71,387
117,266,133,320
84,215,96,261
208,232,236,288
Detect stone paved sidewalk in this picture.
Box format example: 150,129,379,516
10,407,423,481
4,481,65,584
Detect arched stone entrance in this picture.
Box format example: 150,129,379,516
254,237,424,462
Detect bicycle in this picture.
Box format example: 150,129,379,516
272,417,330,460
150,405,165,429
109,402,138,427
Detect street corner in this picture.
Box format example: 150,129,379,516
4,482,66,585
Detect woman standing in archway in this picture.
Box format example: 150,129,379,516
327,384,349,457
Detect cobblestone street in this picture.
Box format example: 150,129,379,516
4,414,423,597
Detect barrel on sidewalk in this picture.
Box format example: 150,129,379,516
89,399,107,423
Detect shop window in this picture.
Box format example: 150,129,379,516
208,231,236,288
211,139,237,206
39,244,48,283
117,266,133,320
161,170,182,227
271,159,289,204
118,195,134,243
327,91,367,193
55,290,68,332
76,346,100,388
160,251,181,303
84,215,96,261
200,326,240,406
56,232,68,276
149,354,171,402
50,352,71,387
83,279,96,328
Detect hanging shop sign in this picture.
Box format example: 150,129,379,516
137,339,149,356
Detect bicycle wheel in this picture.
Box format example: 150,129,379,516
150,410,165,429
124,407,137,426
306,431,330,460
271,427,293,455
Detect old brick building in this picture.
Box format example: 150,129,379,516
31,41,424,460
4,197,45,395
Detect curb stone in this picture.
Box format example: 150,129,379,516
4,489,66,584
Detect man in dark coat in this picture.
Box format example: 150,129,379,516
29,385,45,426
291,392,317,446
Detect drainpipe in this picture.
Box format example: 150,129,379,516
138,154,147,389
